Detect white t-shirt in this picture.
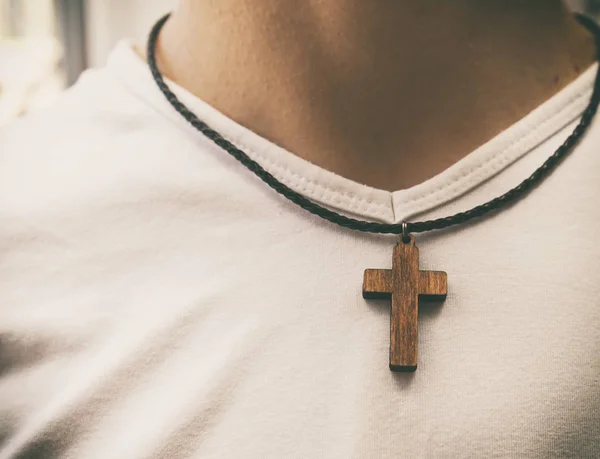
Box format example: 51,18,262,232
1,40,599,459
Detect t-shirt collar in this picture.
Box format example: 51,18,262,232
106,39,598,224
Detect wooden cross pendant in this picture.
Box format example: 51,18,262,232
363,235,447,372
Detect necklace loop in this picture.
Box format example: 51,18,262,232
146,13,600,236
401,221,411,244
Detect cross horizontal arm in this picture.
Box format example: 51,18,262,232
363,269,393,299
419,270,447,301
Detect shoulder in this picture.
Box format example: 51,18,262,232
0,61,169,171
0,59,201,219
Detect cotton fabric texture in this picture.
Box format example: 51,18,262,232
0,41,599,459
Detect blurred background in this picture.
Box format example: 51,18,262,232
0,0,599,125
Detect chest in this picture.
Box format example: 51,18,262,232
2,194,600,459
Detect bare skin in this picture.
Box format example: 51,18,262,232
149,1,596,192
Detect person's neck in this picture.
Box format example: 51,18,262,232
154,1,596,192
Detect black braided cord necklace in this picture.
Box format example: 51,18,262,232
146,13,600,372
148,13,600,239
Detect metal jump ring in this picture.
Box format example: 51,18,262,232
401,221,410,243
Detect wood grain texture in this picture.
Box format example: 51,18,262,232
419,271,447,301
362,235,447,372
363,269,392,299
391,238,419,371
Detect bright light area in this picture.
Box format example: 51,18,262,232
0,0,65,125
